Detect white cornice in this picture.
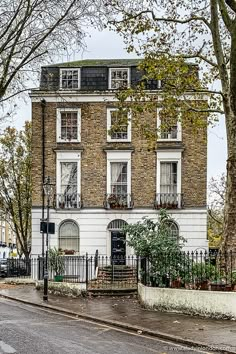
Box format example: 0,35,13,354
30,90,208,103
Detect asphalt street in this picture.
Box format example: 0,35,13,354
0,298,216,354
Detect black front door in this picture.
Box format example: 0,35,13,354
111,231,126,265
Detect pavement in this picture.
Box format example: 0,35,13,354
0,284,236,353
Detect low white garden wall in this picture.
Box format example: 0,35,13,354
138,283,236,319
36,281,86,297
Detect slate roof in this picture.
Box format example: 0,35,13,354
46,59,142,68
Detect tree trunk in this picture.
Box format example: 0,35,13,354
222,154,236,259
221,96,236,268
24,251,30,262
220,24,236,268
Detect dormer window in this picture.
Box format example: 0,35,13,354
60,69,80,89
109,68,130,89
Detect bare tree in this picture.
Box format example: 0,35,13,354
0,0,107,102
105,0,236,254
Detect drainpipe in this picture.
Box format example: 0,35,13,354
41,99,46,258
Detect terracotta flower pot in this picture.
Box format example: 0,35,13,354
196,280,209,290
171,279,182,288
210,283,226,291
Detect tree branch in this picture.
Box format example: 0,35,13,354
0,88,33,103
225,0,236,13
117,10,211,29
181,53,218,67
218,0,233,30
182,98,224,114
0,0,24,42
208,208,223,225
210,0,229,91
1,0,77,97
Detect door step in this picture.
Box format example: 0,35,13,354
87,288,137,297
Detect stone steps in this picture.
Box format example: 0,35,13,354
97,265,137,282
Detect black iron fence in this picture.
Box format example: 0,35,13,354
3,251,236,291
141,250,236,290
37,255,138,289
5,258,32,278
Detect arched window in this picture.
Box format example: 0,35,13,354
108,219,127,230
59,220,79,252
165,220,179,239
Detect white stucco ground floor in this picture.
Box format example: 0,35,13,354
31,207,208,257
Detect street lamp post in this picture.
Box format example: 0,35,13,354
43,176,55,302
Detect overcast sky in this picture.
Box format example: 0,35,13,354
13,28,227,181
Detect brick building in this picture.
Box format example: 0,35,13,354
30,59,208,257
0,213,17,259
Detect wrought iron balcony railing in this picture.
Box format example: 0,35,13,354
104,193,133,210
56,193,82,209
154,193,183,209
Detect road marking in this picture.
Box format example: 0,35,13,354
93,328,111,336
30,319,83,326
0,341,16,353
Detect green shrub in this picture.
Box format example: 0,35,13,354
48,247,65,276
123,210,186,287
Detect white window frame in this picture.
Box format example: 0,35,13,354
56,151,81,197
157,108,182,141
56,108,81,143
109,68,130,90
59,220,80,254
156,151,182,195
59,68,80,90
107,108,131,142
106,151,132,196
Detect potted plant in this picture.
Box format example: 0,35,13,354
107,194,119,209
64,249,75,255
59,201,65,209
210,279,227,291
48,247,65,282
191,263,217,290
171,276,182,288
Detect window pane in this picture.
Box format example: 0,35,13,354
160,111,178,139
61,70,79,89
72,80,78,89
110,110,128,140
59,221,79,251
60,112,78,140
110,162,128,195
165,221,179,239
72,71,78,79
110,69,129,89
61,128,66,139
71,127,77,139
61,162,77,194
160,162,177,193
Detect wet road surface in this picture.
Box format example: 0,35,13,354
0,298,218,354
